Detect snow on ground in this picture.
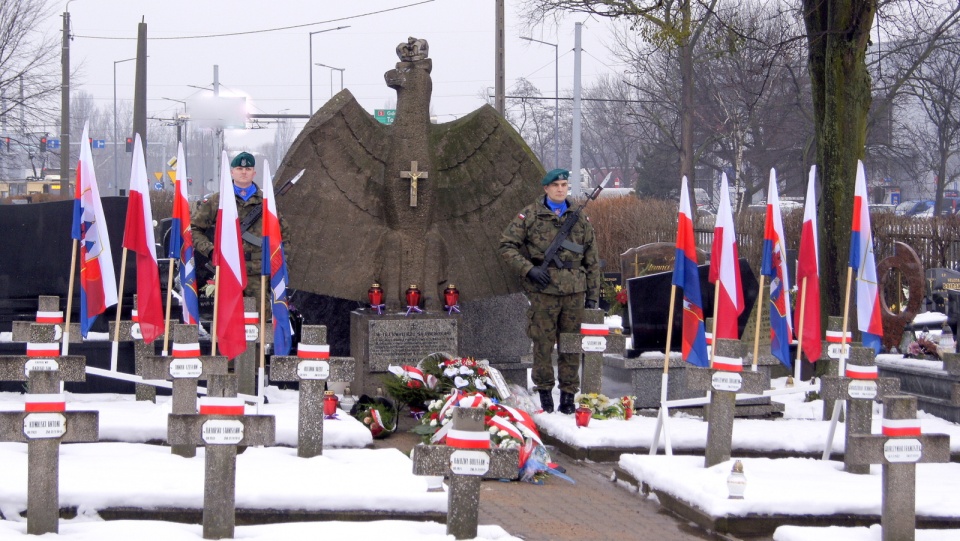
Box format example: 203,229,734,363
773,525,960,541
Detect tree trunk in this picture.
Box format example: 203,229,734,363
804,0,876,324
679,5,695,203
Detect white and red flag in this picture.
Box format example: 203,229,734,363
708,172,744,339
122,134,164,343
849,160,883,353
794,166,822,362
213,150,247,359
71,122,117,337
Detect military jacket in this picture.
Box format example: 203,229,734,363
499,196,601,302
190,186,289,279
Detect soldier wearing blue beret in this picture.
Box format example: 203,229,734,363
499,168,601,414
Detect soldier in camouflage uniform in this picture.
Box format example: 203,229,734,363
191,151,288,308
499,169,601,414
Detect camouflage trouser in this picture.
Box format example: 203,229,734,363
527,291,585,394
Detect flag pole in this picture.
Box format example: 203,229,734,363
710,284,720,367
111,247,129,371
751,275,766,371
63,239,79,356
794,276,808,381
650,284,678,456
162,258,176,356
823,266,854,460
211,266,221,356
258,275,267,414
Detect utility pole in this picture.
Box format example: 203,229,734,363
61,9,71,196
214,65,223,185
495,0,505,116
570,22,583,197
130,19,148,196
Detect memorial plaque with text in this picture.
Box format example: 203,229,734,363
367,318,459,371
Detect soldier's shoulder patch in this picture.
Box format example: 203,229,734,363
518,213,525,220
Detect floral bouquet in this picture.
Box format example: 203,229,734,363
602,283,628,316
384,353,505,413
350,396,397,439
576,393,636,420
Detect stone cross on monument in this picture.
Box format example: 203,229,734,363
819,316,852,420
412,407,519,540
686,338,769,468
0,371,98,535
11,295,79,343
269,324,355,458
108,295,160,401
820,344,900,472
167,396,276,540
400,161,428,207
142,324,229,457
231,297,268,396
846,395,949,541
0,324,86,392
558,308,626,394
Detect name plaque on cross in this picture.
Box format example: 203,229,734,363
169,359,203,379
450,450,490,476
827,343,849,359
883,439,923,463
23,413,66,439
24,359,58,375
848,380,878,400
400,161,429,207
581,336,607,352
202,419,245,445
297,360,330,380
711,372,743,392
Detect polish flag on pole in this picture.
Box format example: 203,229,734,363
122,134,164,343
71,122,117,337
850,160,883,353
794,166,822,363
760,169,794,369
169,142,200,325
213,150,247,359
708,172,744,339
672,177,709,367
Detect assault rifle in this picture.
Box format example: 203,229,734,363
534,174,610,281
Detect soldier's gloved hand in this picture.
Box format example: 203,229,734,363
527,267,551,287
585,300,598,309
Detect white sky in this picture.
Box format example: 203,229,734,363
1,371,958,540
43,0,626,149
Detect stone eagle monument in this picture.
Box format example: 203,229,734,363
275,37,544,309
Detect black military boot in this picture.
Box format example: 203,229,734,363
538,390,554,413
559,391,576,414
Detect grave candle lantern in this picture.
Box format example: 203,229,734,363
443,284,461,314
368,283,385,315
574,404,592,427
323,390,338,417
405,284,423,316
727,460,746,499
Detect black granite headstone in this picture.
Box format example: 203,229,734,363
626,259,758,356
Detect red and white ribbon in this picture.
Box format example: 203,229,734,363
131,309,139,323
882,418,921,437
35,311,64,324
26,342,59,357
712,355,743,372
826,330,853,343
705,331,714,345
845,364,879,380
198,397,245,416
297,343,330,359
446,428,491,449
580,323,609,336
458,393,487,409
172,342,201,358
24,393,66,412
244,311,258,325
488,415,523,441
498,404,543,445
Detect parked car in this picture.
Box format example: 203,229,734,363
894,200,934,217
870,203,896,214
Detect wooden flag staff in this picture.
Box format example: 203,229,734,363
162,259,176,356
822,266,855,460
650,284,678,456
794,276,808,381
111,247,130,371
258,275,267,414
63,240,79,356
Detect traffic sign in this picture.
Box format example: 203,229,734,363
92,139,106,149
374,109,395,125
154,182,164,191
47,139,61,149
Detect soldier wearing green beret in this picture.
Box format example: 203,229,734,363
499,168,601,414
191,151,289,307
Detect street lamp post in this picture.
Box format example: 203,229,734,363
520,36,559,169
314,63,345,99
309,26,350,114
162,97,189,194
114,56,136,196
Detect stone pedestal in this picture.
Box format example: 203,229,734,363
350,309,460,396
459,293,532,386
